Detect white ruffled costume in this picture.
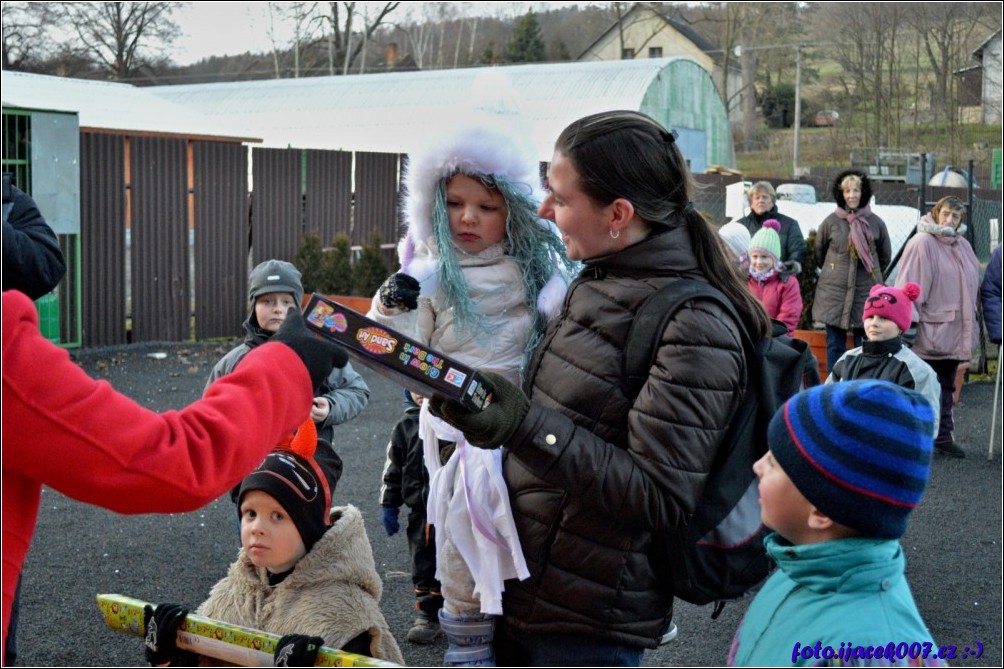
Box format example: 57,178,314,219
367,81,567,618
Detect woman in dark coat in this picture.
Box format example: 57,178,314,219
429,110,770,666
811,170,891,372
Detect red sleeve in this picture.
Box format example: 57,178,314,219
1,290,314,514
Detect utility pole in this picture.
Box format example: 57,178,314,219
793,43,803,179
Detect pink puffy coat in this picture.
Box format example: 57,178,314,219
748,272,803,336
895,218,981,361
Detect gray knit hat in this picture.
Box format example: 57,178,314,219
248,260,303,308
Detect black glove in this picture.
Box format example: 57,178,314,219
144,603,198,666
274,633,325,667
381,506,400,536
378,272,421,311
428,371,529,449
272,307,349,391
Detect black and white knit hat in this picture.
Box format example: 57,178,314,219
767,380,935,539
237,420,333,552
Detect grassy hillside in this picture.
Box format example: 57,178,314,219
736,122,1002,181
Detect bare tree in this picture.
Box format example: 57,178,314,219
266,3,283,78
2,1,56,69
52,1,182,80
815,3,909,148
316,2,399,75
393,2,453,69
907,2,1000,123
270,2,323,78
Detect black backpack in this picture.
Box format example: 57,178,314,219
623,279,821,617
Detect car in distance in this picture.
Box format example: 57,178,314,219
813,110,840,127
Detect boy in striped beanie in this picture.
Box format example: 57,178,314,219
729,381,945,667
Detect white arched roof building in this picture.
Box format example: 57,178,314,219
149,58,734,172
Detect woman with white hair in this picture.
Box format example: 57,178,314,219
736,181,807,272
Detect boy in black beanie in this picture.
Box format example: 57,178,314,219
143,422,405,666
729,380,945,667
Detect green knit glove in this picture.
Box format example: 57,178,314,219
428,371,529,449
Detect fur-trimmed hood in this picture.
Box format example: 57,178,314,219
401,113,544,252
394,73,572,324
831,169,874,210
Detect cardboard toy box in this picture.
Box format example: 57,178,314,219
303,294,493,411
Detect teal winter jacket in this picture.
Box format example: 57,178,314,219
729,534,944,667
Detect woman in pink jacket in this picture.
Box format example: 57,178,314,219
1,289,345,661
895,196,981,458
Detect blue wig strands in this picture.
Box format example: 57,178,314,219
430,171,577,369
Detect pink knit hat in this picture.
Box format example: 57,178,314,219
863,283,921,333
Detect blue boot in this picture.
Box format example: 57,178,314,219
438,609,495,667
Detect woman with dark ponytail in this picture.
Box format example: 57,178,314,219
430,110,767,666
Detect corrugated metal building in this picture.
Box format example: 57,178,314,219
149,58,735,173
3,60,735,346
2,70,259,346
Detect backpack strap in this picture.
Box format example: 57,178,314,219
623,279,752,401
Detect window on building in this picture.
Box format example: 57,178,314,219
649,47,663,58
622,48,635,60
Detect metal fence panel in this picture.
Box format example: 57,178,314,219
194,142,249,340
131,136,189,343
80,133,127,347
353,152,402,248
251,147,301,264
305,149,352,244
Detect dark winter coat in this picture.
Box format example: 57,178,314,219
737,206,807,271
379,397,429,511
982,243,1002,345
2,185,66,300
500,225,746,649
812,171,892,329
827,336,940,437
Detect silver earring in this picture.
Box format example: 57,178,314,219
610,228,620,240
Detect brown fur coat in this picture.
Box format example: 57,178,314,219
197,504,405,664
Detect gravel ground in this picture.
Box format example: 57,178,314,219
13,341,1004,667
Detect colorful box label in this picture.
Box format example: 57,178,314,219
304,294,492,411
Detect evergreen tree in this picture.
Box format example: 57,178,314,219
320,234,354,295
504,10,546,63
550,37,572,62
352,232,390,297
480,41,498,65
294,231,323,293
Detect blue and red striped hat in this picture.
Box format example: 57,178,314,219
767,380,935,539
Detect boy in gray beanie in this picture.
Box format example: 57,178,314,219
206,260,370,462
729,380,945,667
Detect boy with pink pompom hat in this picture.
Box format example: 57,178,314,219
827,282,940,439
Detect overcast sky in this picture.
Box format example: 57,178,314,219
171,2,587,66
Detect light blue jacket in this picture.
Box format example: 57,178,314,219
729,534,944,667
206,315,369,444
